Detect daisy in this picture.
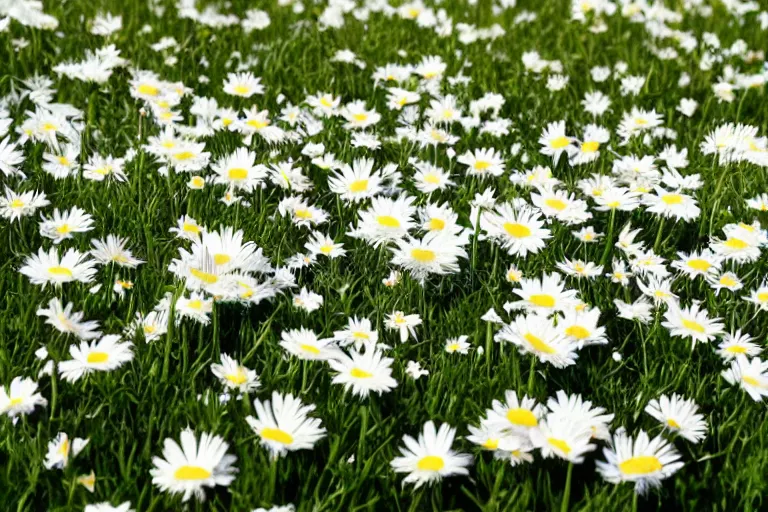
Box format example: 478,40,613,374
277,197,329,228
150,428,237,502
90,235,144,268
457,148,505,178
36,298,101,340
211,147,267,193
328,157,382,202
170,215,206,242
466,420,525,455
556,259,603,279
617,107,663,142
746,193,768,212
349,195,417,247
327,347,398,398
211,354,260,393
506,264,523,284
444,336,471,354
643,188,700,222
77,470,96,492
413,162,454,193
405,360,429,380
390,232,467,283
341,100,380,130
292,287,323,313
0,136,25,177
558,308,607,347
614,298,654,323
506,273,580,314
39,206,95,244
716,330,762,361
496,313,578,368
20,248,98,288
546,390,614,441
486,391,547,435
538,120,575,163
333,317,379,350
671,249,721,280
268,161,312,193
390,421,472,488
386,87,420,110
304,232,346,259
44,432,89,470
571,124,609,165
596,430,683,494
246,391,326,458
280,328,339,361
573,226,602,243
721,355,768,402
711,223,764,263
662,303,724,349
223,71,264,97
84,502,133,512
83,154,126,182
306,92,340,117
530,417,596,463
126,310,169,343
645,394,707,443
384,311,422,342
709,271,743,295
0,187,50,221
480,203,551,257
58,335,134,383
0,376,47,418
582,90,611,116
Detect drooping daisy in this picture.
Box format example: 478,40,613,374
150,428,237,502
613,298,654,324
0,376,47,418
390,421,472,488
716,330,762,361
20,248,98,288
277,196,329,228
36,298,101,340
58,335,134,383
721,355,768,402
496,313,578,368
90,235,144,268
44,432,89,470
280,328,339,361
662,303,724,349
571,124,610,165
333,317,379,350
644,394,707,443
596,430,683,495
556,259,603,279
211,354,260,393
327,347,398,398
170,215,206,242
384,311,422,342
246,391,326,458
710,223,764,263
292,287,324,313
546,390,615,441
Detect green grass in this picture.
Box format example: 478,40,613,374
1,0,768,510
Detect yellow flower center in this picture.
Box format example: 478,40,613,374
726,345,747,354
190,268,218,284
56,224,72,235
524,333,556,354
550,136,570,149
742,375,761,387
482,438,499,450
506,408,537,427
548,437,571,455
190,176,205,188
86,352,109,364
228,168,248,180
174,465,212,480
411,248,436,262
474,160,491,171
724,238,748,249
416,455,444,471
295,208,313,220
226,370,247,385
545,198,567,211
757,292,768,302
352,331,370,340
661,194,683,205
349,179,369,193
529,294,555,308
174,151,195,161
352,113,368,122
687,259,710,272
42,122,57,132
233,84,250,95
319,97,334,108
246,119,269,130
377,215,400,228
213,254,231,265
10,198,24,208
581,141,600,153
300,344,321,355
427,218,446,231
666,418,681,429
261,427,294,445
350,368,373,378
565,325,590,339
137,84,159,96
58,156,70,165
719,275,737,287
503,222,531,238
48,266,73,277
424,173,440,184
681,319,705,333
182,222,200,233
9,397,23,406
619,456,662,475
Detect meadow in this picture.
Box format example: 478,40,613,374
1,0,767,510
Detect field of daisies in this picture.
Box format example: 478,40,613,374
2,0,768,510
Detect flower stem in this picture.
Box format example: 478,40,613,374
561,462,573,512
527,357,536,395
653,217,665,253
599,209,616,267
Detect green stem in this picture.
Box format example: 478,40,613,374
358,405,368,462
527,357,536,395
561,462,573,512
653,217,665,253
49,373,57,421
632,491,638,512
470,207,482,284
485,321,493,379
599,209,616,267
